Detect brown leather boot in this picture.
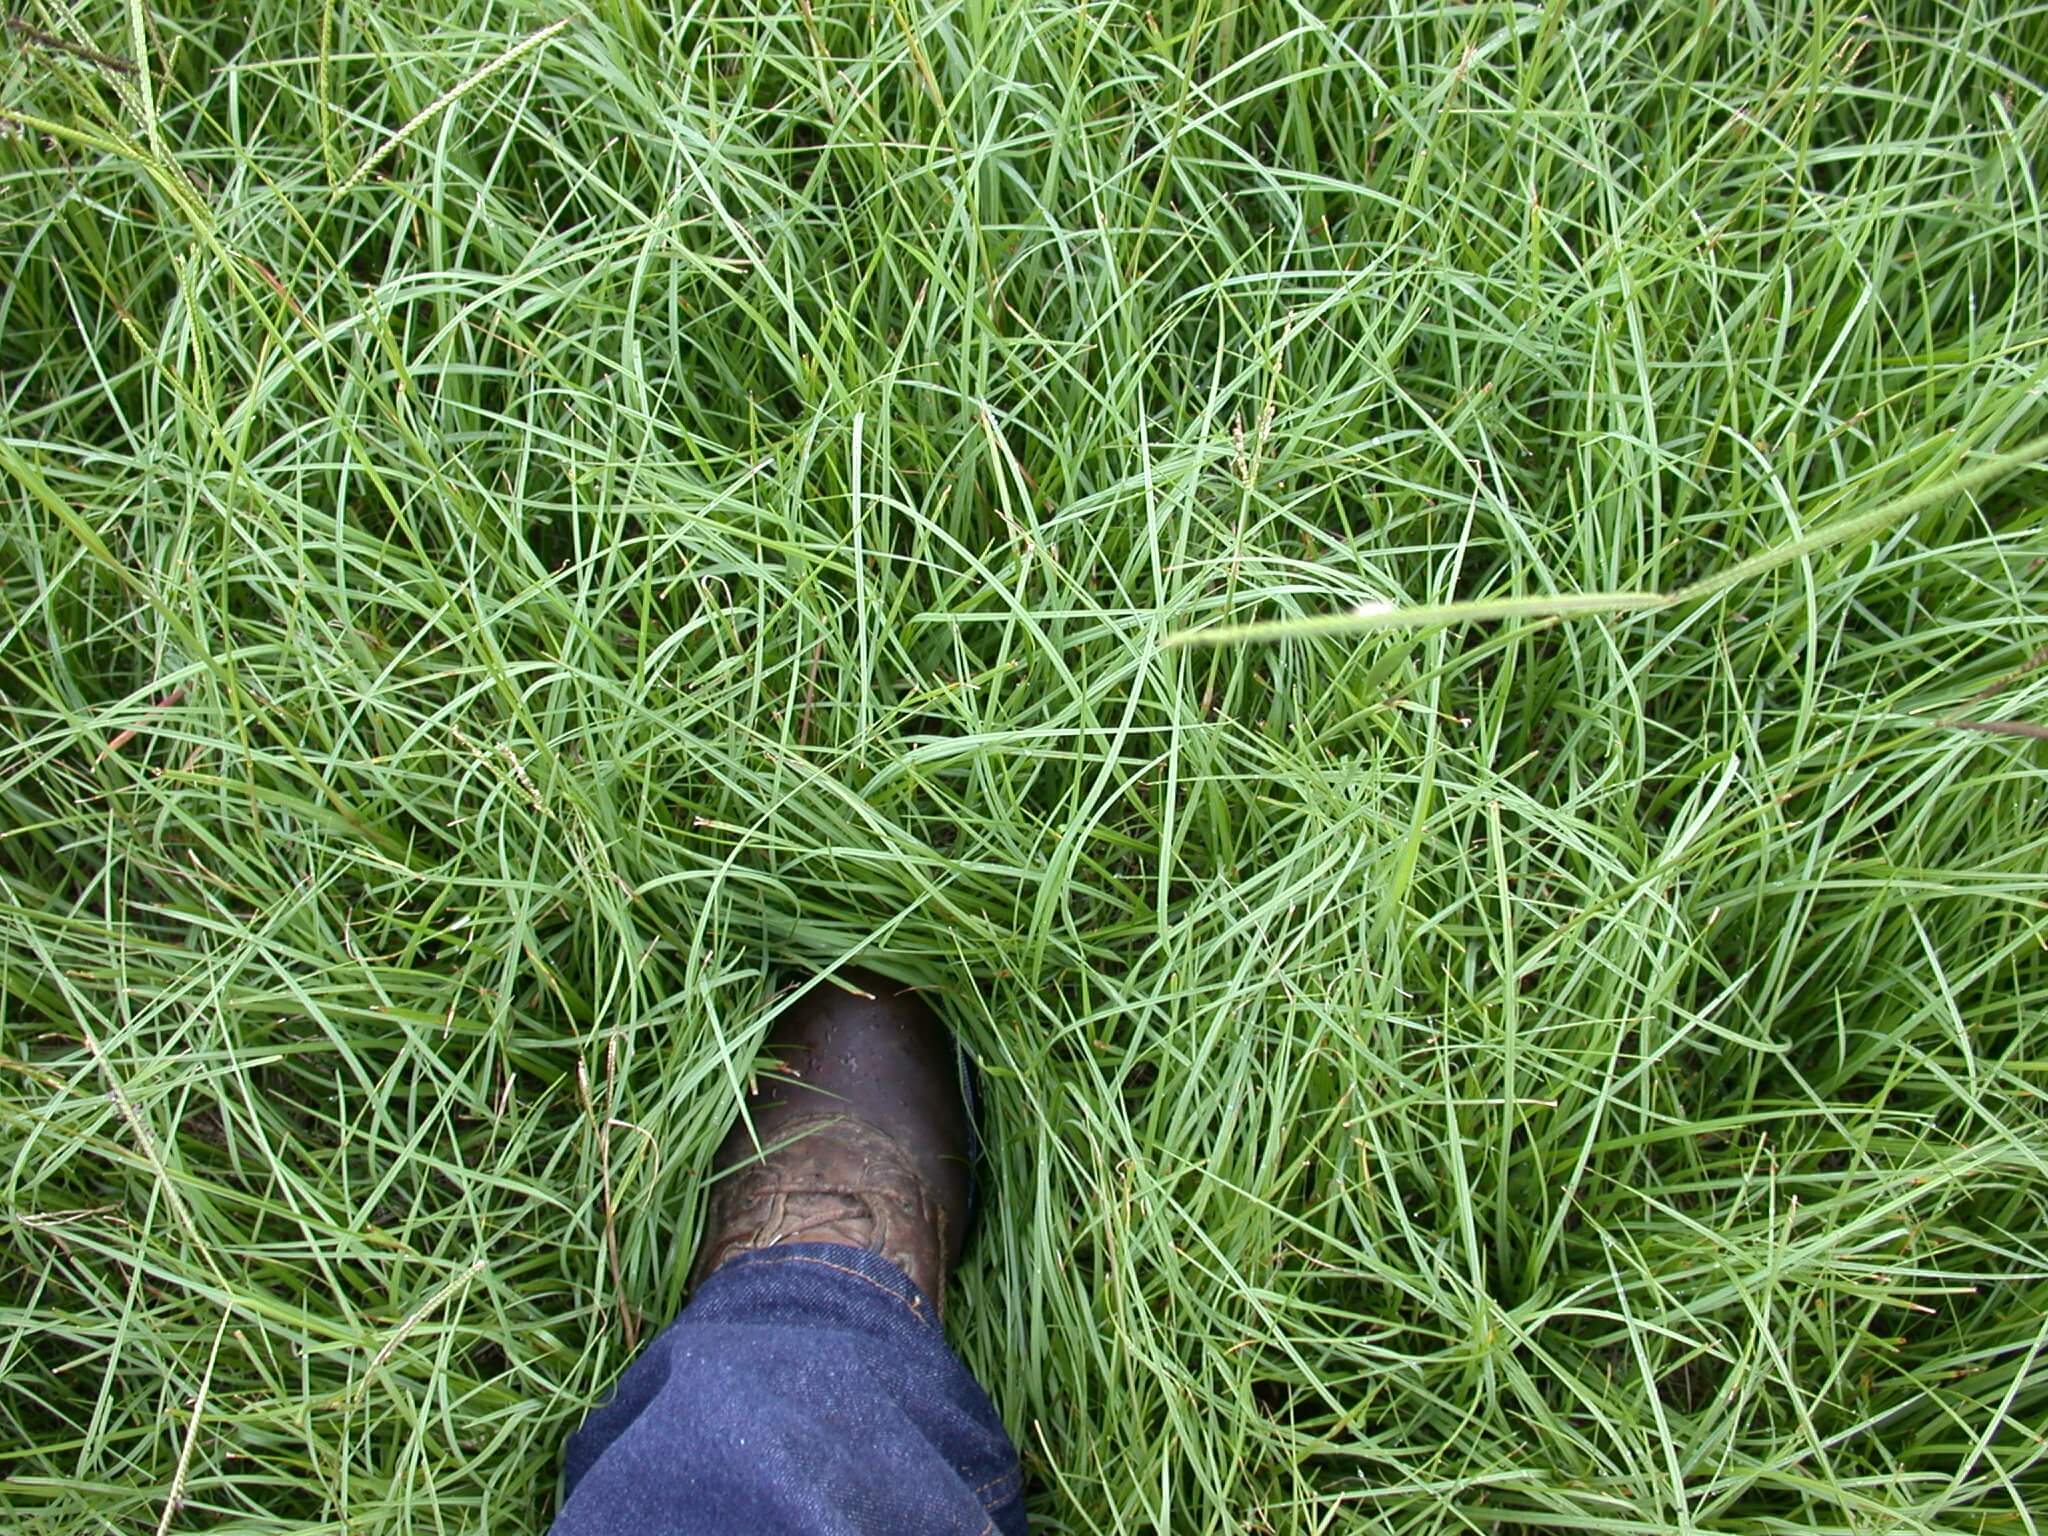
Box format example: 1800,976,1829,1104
693,971,972,1314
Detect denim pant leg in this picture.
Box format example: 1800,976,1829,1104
551,1243,1027,1536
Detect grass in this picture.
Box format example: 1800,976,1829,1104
3,0,2048,1529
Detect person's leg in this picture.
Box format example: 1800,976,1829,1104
551,973,1027,1536
552,1243,1024,1536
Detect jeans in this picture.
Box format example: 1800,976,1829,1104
552,1243,1028,1535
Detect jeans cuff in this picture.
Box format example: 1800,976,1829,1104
691,1241,944,1333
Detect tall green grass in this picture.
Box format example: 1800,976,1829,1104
4,0,2047,1530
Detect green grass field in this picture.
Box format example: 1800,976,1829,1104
5,0,2048,1530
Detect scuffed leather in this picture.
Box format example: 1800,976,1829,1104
694,1112,952,1315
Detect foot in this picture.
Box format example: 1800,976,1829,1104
693,971,971,1313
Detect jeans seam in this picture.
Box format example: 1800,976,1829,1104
723,1251,926,1321
971,1464,1021,1511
